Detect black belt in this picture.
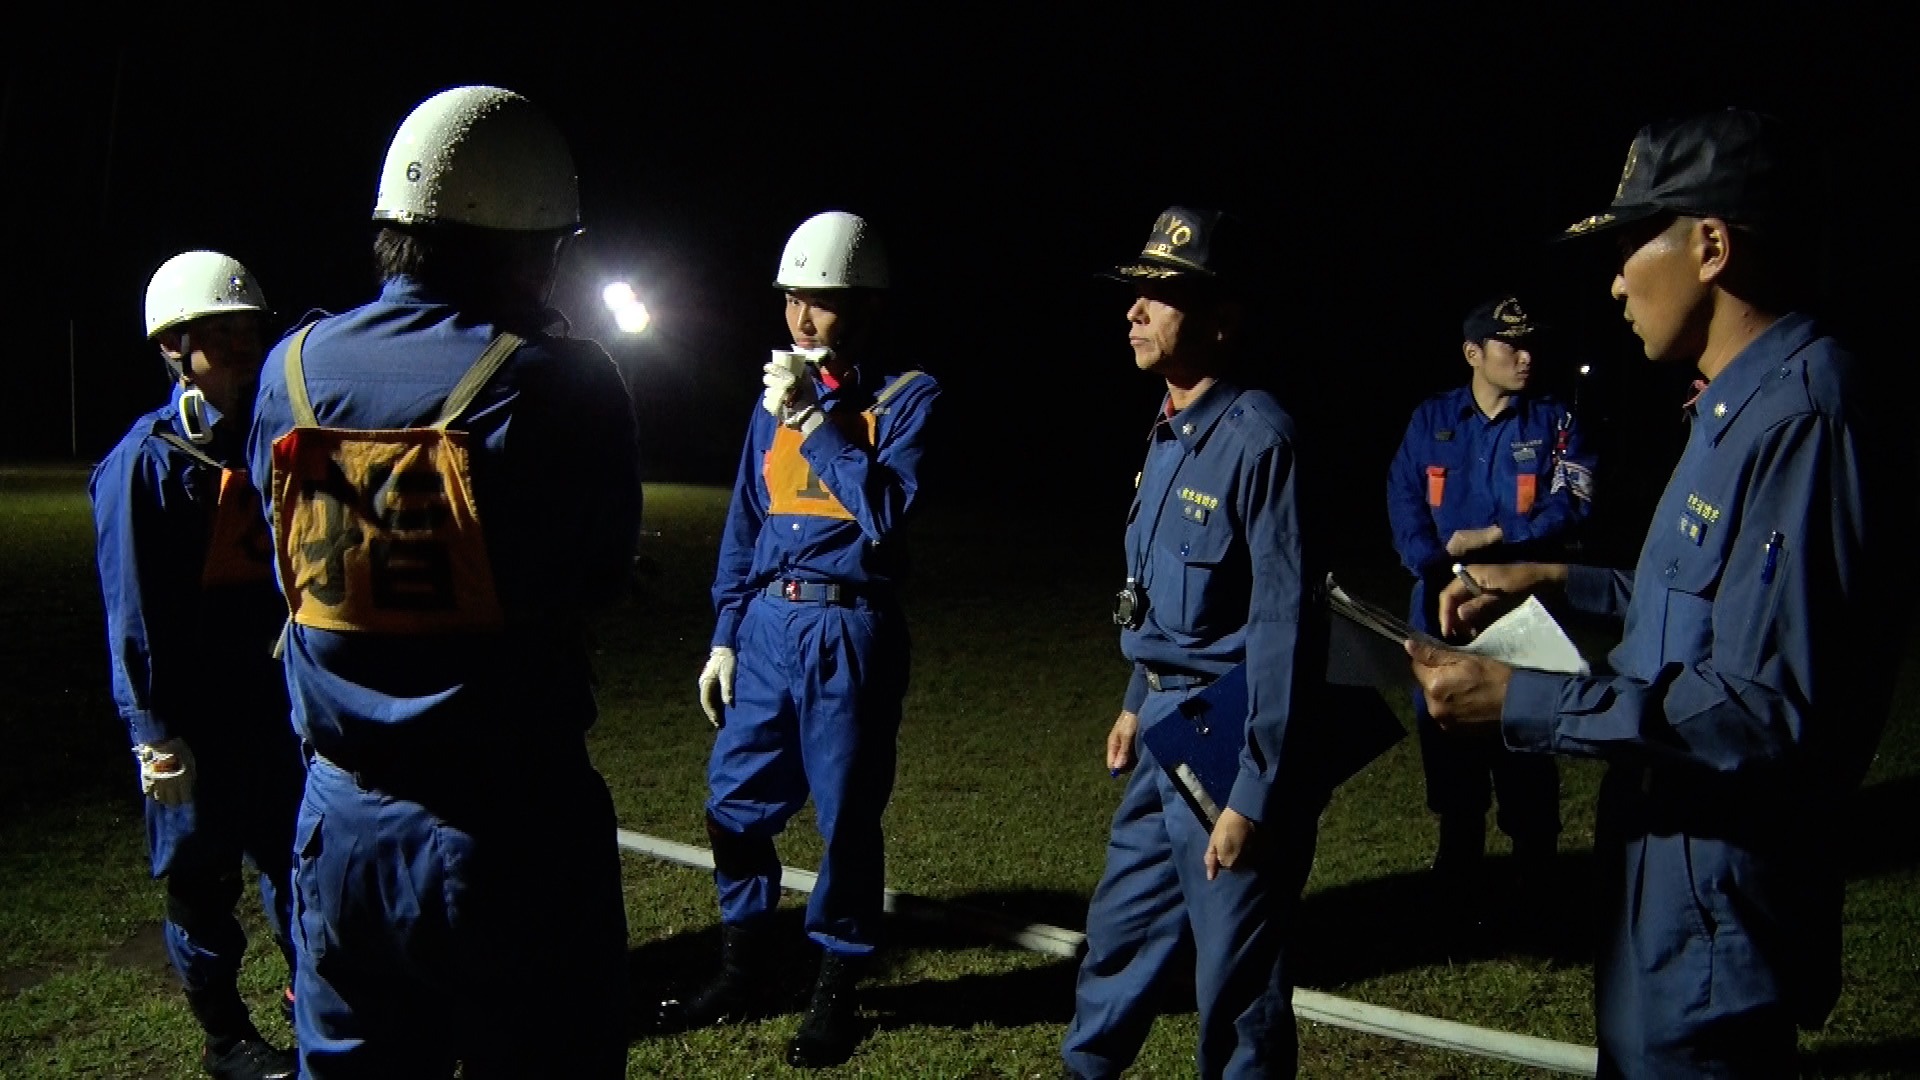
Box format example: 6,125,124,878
1143,667,1218,692
764,580,858,605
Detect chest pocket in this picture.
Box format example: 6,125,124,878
1165,513,1245,636
268,325,513,635
158,435,275,589
1655,501,1734,665
763,371,922,520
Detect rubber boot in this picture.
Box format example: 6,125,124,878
785,950,866,1068
655,922,770,1032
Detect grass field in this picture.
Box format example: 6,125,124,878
2,465,1916,1078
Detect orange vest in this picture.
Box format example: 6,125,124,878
158,433,275,589
763,371,924,519
268,326,517,635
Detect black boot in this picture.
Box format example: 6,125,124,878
185,987,295,1080
201,1035,297,1080
655,922,770,1032
785,950,866,1068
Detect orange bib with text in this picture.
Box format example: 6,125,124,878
157,434,275,589
268,325,517,634
763,371,923,519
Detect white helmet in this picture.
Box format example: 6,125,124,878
373,85,580,233
144,251,268,339
774,211,888,290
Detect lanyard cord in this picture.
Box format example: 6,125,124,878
1130,406,1192,584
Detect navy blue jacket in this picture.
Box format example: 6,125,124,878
92,387,286,748
710,362,939,649
1121,380,1318,823
247,277,642,765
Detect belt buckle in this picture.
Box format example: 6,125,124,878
1146,671,1163,692
783,581,802,601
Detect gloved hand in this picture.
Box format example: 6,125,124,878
134,738,196,808
698,646,737,728
761,349,826,433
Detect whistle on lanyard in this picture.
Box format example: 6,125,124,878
1426,465,1446,508
1762,531,1784,585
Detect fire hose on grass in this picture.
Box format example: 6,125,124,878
615,828,1599,1076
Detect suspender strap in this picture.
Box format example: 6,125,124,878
155,432,224,470
871,370,924,410
284,324,319,427
434,334,525,430
283,325,521,430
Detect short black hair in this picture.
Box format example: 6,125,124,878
373,224,568,318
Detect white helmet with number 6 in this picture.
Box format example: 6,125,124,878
373,85,580,233
775,211,888,290
144,251,268,340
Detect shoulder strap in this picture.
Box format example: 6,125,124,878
155,432,224,470
433,333,525,430
870,370,925,411
284,324,319,427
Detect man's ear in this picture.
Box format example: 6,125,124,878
1463,341,1482,367
155,331,185,362
1695,217,1732,286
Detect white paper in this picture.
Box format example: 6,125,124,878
1457,595,1590,675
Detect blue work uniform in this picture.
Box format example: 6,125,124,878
1063,380,1326,1080
246,277,642,1079
90,385,303,1035
1387,386,1593,841
1499,316,1894,1076
705,361,938,955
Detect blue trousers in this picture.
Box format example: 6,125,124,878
1592,773,1828,1077
291,754,630,1079
146,736,302,1018
1063,692,1321,1080
705,594,907,954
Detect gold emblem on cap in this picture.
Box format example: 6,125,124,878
1566,212,1617,236
1614,140,1639,201
1495,298,1530,328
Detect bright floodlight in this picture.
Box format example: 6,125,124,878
614,302,652,334
1579,364,1592,376
603,281,651,334
603,282,636,310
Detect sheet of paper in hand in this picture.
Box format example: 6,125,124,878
1456,594,1591,675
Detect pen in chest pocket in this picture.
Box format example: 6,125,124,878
1762,531,1784,585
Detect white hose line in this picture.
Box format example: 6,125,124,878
615,828,1598,1076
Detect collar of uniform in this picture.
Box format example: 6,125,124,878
378,275,439,306
1161,378,1240,451
1694,313,1818,445
1453,383,1521,424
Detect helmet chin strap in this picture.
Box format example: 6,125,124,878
178,386,214,445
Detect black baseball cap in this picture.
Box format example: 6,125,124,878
1562,108,1802,240
1103,206,1256,287
1462,297,1540,343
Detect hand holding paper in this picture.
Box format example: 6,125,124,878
1406,638,1511,735
1438,562,1569,639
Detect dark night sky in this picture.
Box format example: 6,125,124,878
1,16,1904,569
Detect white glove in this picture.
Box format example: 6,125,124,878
698,646,737,728
761,349,827,432
134,738,196,808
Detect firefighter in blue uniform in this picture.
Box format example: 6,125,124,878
1062,208,1325,1080
91,251,301,1080
661,210,938,1070
1387,297,1593,885
246,86,640,1078
1412,109,1896,1076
